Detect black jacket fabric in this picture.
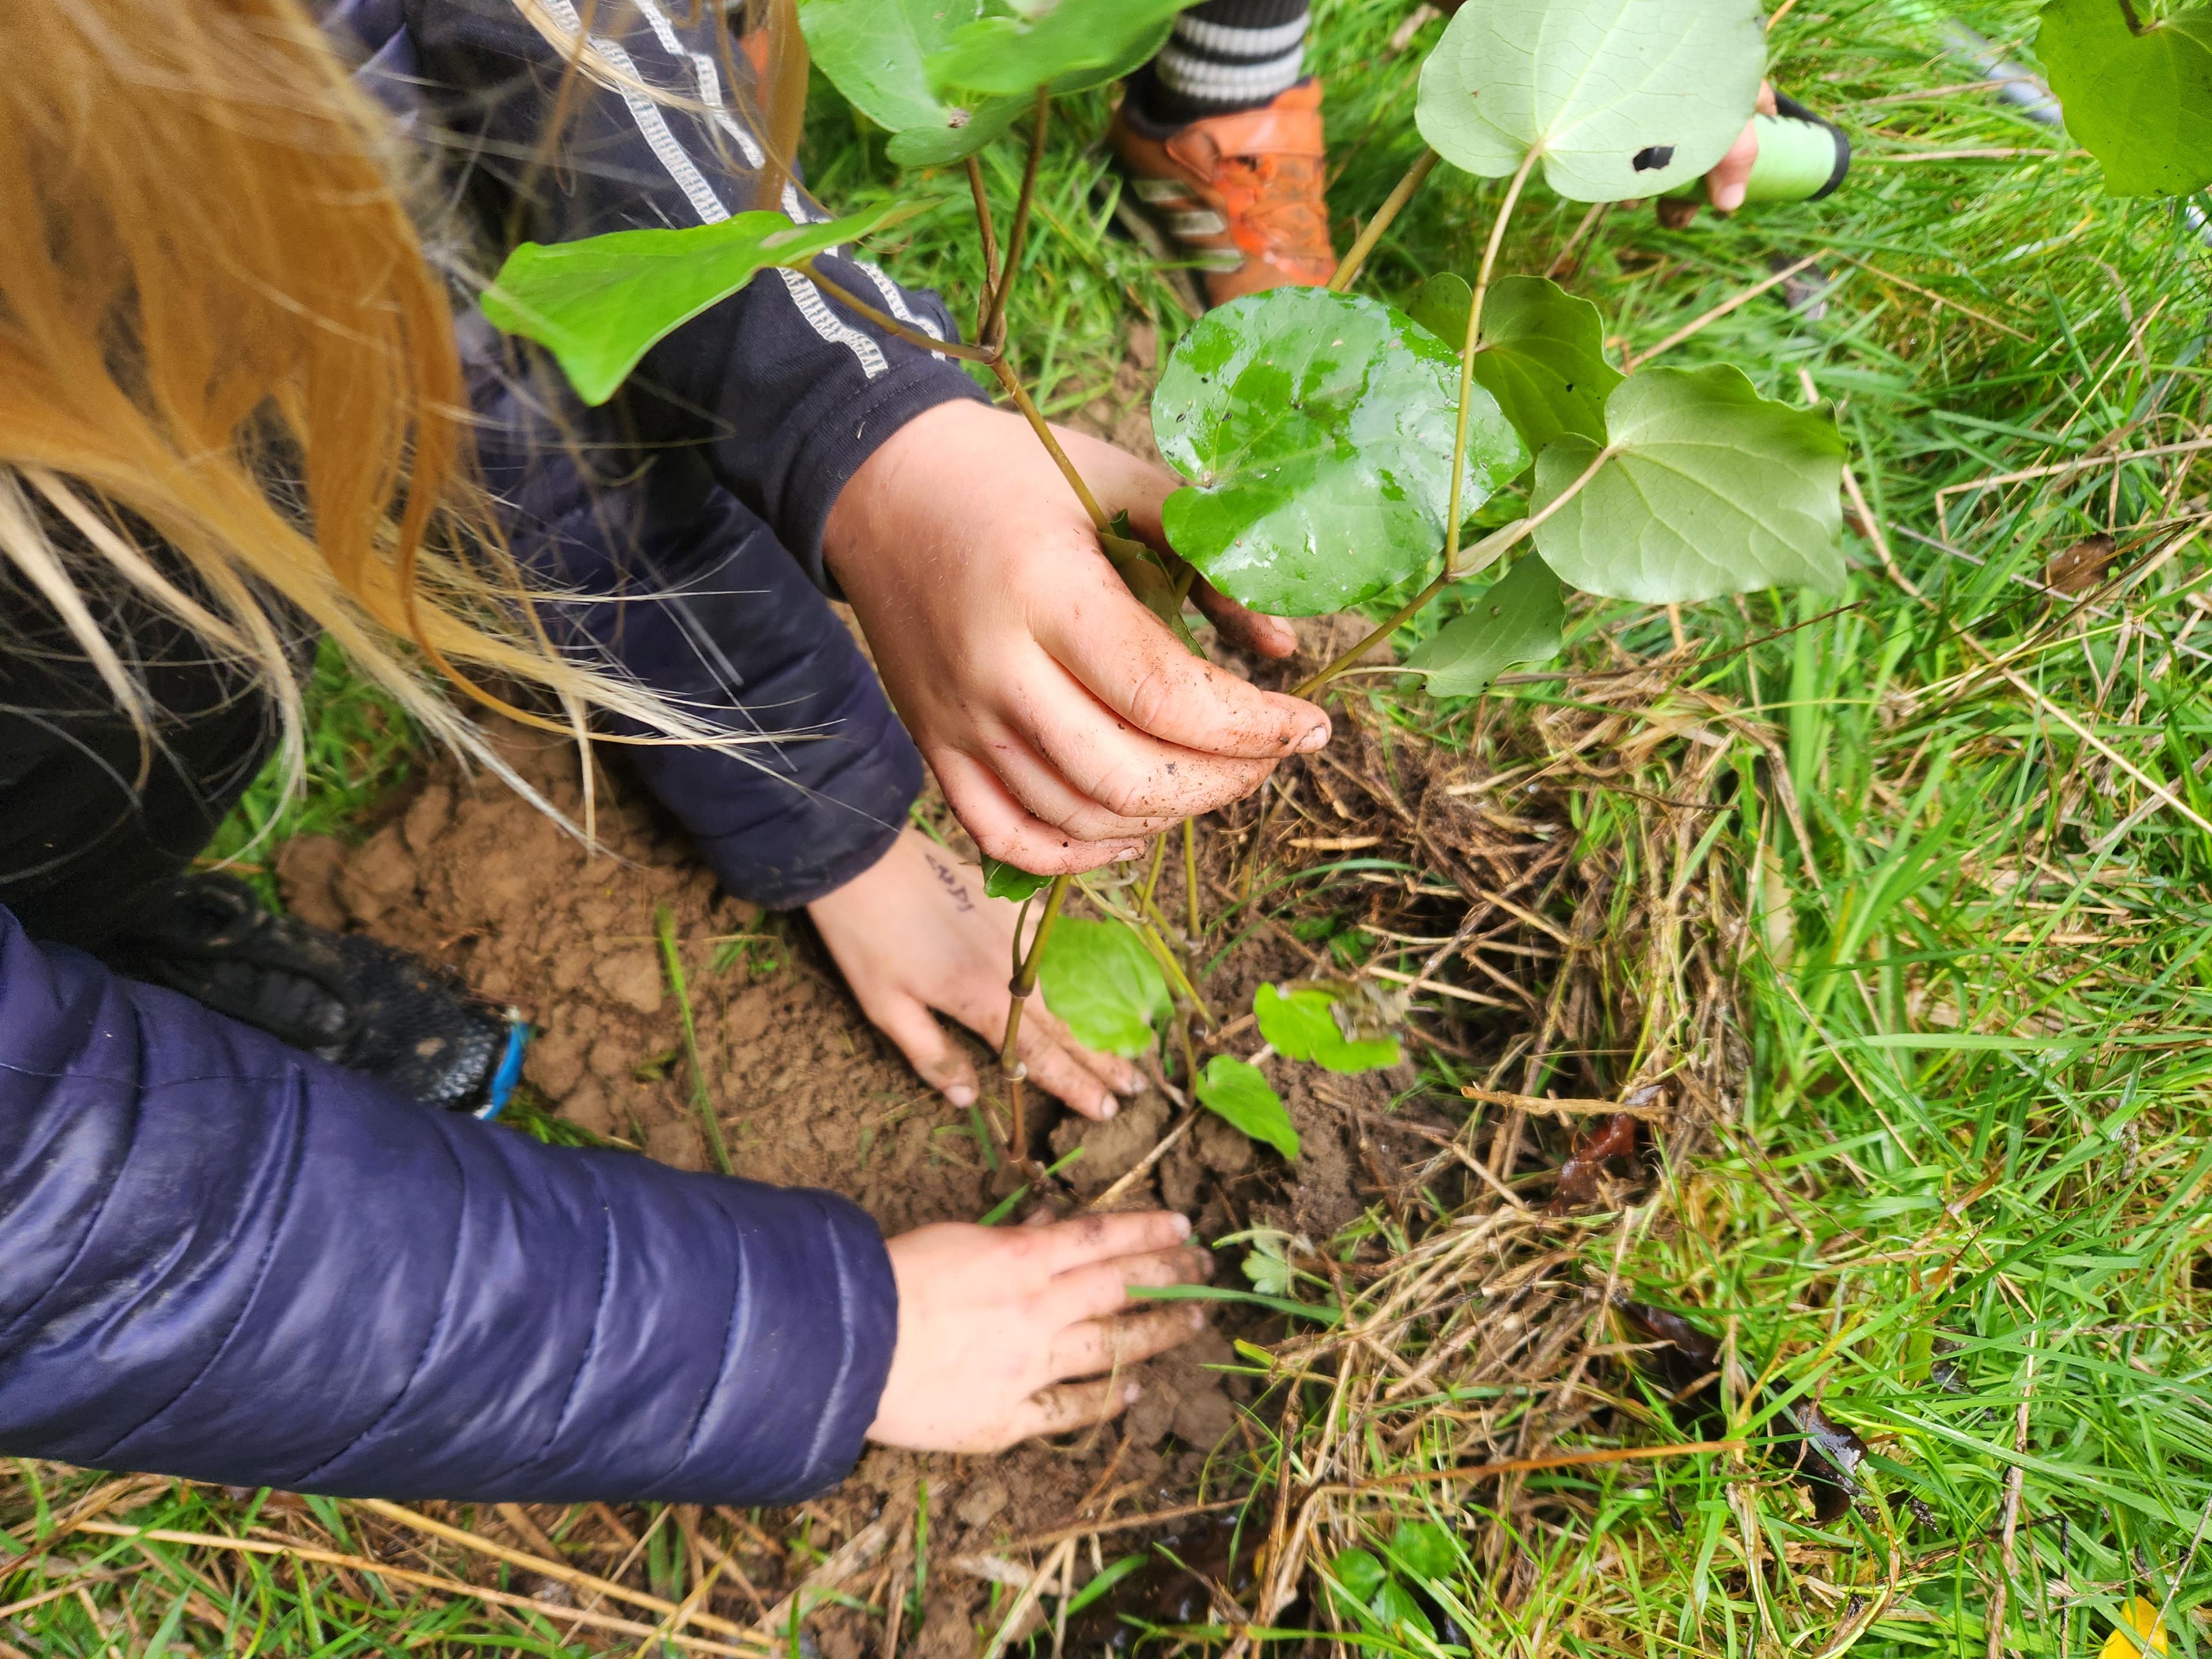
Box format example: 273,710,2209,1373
0,0,993,1501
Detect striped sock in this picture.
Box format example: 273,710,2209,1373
1131,0,1312,128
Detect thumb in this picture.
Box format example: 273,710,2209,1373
1706,119,1760,213
868,993,981,1108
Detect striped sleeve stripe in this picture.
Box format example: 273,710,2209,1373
543,0,890,379
1155,41,1305,103
1170,13,1311,60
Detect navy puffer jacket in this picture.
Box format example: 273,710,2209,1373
0,0,990,1501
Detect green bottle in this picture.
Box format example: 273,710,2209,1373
1663,95,1851,205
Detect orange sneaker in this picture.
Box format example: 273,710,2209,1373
1109,80,1338,307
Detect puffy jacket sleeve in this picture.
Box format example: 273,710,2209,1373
397,0,988,588
0,907,897,1502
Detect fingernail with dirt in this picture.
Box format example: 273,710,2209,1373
946,1082,976,1107
1296,723,1331,752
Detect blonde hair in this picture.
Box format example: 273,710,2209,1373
0,0,792,823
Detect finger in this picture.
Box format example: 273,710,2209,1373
1056,426,1176,544
1036,561,1330,762
1035,1209,1193,1275
1006,1376,1142,1442
1047,1304,1207,1380
929,747,1143,874
1705,119,1760,213
1014,1023,1124,1122
1021,999,1143,1099
931,965,1137,1121
1016,652,1286,822
971,722,1184,843
1188,572,1298,661
1045,1245,1213,1325
859,989,982,1108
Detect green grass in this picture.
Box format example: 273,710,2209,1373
9,1,2212,1654
196,637,419,906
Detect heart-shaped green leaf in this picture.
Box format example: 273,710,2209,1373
929,0,1188,99
1195,1057,1300,1160
981,857,1052,902
1531,365,1846,603
1154,287,1525,616
2038,0,2212,196
1388,1520,1463,1585
1038,919,1171,1057
483,204,905,405
802,0,1184,164
1371,1580,1437,1641
1415,0,1766,201
1412,274,1621,453
1401,552,1566,698
885,97,1029,166
1407,272,1475,349
798,0,974,135
1252,983,1402,1074
1330,1548,1388,1608
797,0,1025,164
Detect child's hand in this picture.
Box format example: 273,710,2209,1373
868,1211,1211,1453
823,400,1330,875
808,827,1137,1119
1665,84,1780,224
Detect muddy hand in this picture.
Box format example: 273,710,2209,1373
823,400,1329,876
808,827,1138,1119
867,1211,1212,1453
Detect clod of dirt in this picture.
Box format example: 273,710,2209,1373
1194,1112,1255,1176
590,949,663,1015
951,1478,1009,1529
1051,1091,1171,1199
1123,1323,1243,1450
275,834,349,931
337,824,416,923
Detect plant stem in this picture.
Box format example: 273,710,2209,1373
1445,149,1540,570
800,265,1005,363
1140,834,1168,912
1000,871,1072,1174
1182,819,1201,940
1291,516,1526,699
654,905,732,1176
982,86,1051,348
1137,910,1213,1027
965,156,1003,340
990,358,1110,530
1330,148,1441,293
1287,155,1555,706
